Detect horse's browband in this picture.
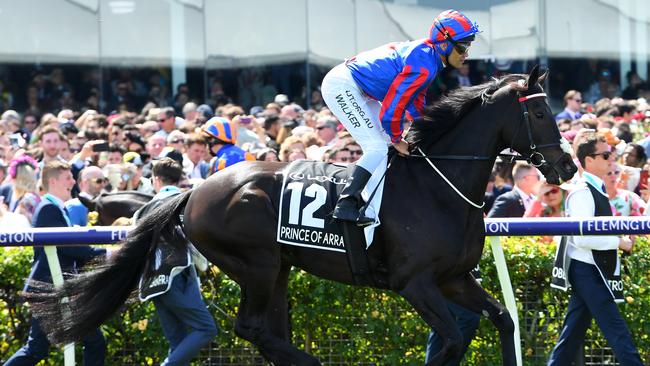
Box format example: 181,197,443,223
518,93,547,102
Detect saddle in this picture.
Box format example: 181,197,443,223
277,160,388,287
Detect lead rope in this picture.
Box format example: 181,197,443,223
417,147,485,209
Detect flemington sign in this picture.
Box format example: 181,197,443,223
2,217,650,247
484,216,650,236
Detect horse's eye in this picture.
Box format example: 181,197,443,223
535,112,544,119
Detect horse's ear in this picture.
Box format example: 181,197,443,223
538,69,549,85
78,194,96,211
526,64,541,90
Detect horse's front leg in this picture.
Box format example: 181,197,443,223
441,273,516,366
398,271,463,366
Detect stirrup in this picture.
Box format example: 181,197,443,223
356,215,374,227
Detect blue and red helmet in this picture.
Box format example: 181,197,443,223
429,9,480,56
202,116,237,144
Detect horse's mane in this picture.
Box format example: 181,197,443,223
406,73,529,148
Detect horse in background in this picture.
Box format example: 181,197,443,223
79,191,152,225
28,66,577,366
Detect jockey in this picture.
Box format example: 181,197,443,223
201,116,255,174
321,9,479,226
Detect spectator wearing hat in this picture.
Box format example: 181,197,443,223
196,104,214,125
249,105,264,118
201,117,255,174
123,152,154,194
182,134,210,179
555,90,583,121
65,166,107,226
274,93,290,107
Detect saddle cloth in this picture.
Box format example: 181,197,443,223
276,158,387,252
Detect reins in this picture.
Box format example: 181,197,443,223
400,91,553,209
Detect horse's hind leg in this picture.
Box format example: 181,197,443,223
441,273,516,366
234,262,320,366
266,262,291,342
398,271,464,366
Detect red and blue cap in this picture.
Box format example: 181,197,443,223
429,10,480,55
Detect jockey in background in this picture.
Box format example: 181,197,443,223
201,117,255,174
321,9,480,226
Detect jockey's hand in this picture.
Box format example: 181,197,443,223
393,140,410,155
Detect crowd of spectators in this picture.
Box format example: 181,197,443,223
1,64,650,227
0,81,366,228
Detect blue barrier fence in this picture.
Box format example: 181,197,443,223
2,216,647,366
2,216,650,247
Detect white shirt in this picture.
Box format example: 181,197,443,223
513,186,535,211
0,211,31,228
565,172,619,265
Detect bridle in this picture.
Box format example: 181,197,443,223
507,91,565,173
414,91,563,168
408,90,567,208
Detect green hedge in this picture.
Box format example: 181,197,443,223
1,236,649,365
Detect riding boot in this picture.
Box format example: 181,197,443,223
333,166,374,226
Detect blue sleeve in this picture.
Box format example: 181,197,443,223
66,203,88,226
379,52,437,142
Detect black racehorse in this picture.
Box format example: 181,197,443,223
28,66,576,365
78,190,153,225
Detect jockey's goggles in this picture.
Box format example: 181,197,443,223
452,41,471,55
435,22,474,55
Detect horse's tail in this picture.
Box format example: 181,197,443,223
26,189,193,344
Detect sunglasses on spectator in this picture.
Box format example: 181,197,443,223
543,187,560,197
169,139,182,144
607,170,621,176
316,125,329,130
91,178,108,184
157,118,167,122
572,98,582,103
590,151,612,160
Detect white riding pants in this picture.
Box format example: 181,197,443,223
321,63,390,174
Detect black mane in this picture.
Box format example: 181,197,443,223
406,73,528,148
